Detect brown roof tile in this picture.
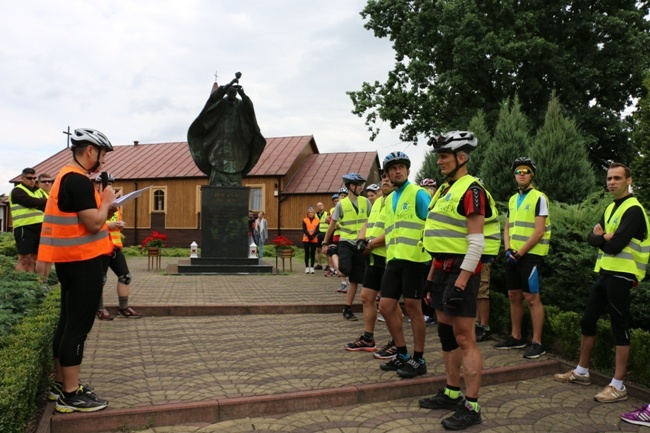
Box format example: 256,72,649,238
12,136,317,182
283,152,379,194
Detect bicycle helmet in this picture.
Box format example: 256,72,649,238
419,178,437,187
70,128,114,152
331,193,340,200
342,172,366,186
95,172,115,184
511,157,537,174
338,187,349,194
382,151,411,170
427,131,477,154
365,183,381,192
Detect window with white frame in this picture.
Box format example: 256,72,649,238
151,187,167,212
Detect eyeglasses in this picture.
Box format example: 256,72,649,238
24,176,37,180
514,169,532,175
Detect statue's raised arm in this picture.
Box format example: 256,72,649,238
187,71,266,186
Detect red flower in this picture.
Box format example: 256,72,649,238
140,231,168,249
272,235,293,250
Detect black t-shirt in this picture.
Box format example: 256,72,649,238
57,172,98,213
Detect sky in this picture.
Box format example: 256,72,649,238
0,0,433,195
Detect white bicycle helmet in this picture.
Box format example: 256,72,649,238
365,183,381,192
428,131,477,154
419,178,437,187
70,128,113,152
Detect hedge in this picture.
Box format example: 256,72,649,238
0,290,58,433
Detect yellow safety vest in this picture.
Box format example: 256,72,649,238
366,196,387,258
423,174,501,256
108,208,123,248
317,211,329,233
338,197,368,241
508,188,551,256
595,197,650,281
385,185,430,263
10,184,47,228
329,207,340,237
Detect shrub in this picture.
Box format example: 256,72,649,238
0,290,59,433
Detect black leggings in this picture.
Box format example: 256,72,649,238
53,256,106,367
303,242,317,267
581,274,632,346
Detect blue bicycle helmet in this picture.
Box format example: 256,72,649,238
383,151,411,170
338,187,349,194
331,193,340,200
342,172,366,186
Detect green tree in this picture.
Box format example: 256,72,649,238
631,72,650,209
479,97,530,202
531,94,597,204
466,110,491,180
349,0,650,171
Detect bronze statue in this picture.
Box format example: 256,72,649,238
188,72,266,186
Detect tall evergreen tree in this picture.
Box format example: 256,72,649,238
530,94,596,204
467,110,491,181
630,72,650,209
479,96,530,202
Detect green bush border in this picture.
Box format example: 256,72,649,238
0,290,59,433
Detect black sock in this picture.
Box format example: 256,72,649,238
396,346,408,355
414,351,424,361
363,331,374,341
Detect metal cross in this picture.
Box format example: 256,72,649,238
62,126,72,148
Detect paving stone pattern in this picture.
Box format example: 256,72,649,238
45,257,647,432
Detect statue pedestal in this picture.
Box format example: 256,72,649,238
177,185,272,274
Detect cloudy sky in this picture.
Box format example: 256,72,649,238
0,0,433,195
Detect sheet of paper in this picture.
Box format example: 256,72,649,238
112,186,152,206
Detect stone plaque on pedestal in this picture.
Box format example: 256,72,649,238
200,186,249,258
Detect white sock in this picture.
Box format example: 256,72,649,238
575,365,589,376
610,378,625,390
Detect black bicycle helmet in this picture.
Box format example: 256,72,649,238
70,128,113,152
331,193,340,200
511,157,537,174
427,131,477,154
382,151,411,170
95,172,115,184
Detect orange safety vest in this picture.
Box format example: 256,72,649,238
108,207,123,248
302,217,320,243
38,165,113,263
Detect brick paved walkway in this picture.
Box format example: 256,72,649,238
40,257,648,433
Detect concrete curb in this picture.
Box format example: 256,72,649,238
48,360,560,433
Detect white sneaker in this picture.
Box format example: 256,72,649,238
305,268,310,274
310,267,315,273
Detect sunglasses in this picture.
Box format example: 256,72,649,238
514,169,532,175
39,180,53,184
25,176,37,180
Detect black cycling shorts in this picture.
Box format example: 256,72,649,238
380,259,427,300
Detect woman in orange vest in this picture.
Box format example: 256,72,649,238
38,128,116,413
302,207,320,274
